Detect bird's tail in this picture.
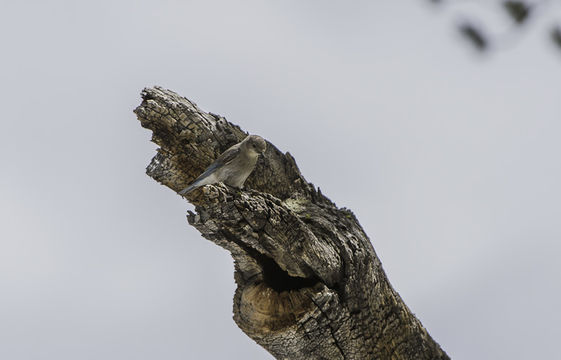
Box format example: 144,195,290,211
179,171,216,196
178,181,201,195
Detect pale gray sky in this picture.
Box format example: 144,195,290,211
1,1,560,359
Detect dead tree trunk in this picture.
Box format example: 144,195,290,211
134,86,450,360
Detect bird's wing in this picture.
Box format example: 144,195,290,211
179,144,241,195
194,145,241,181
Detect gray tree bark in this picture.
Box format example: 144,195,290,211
134,86,450,360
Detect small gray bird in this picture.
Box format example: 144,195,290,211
179,135,267,195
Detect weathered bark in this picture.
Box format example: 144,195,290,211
134,86,450,360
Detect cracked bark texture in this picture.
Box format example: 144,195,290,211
134,86,450,360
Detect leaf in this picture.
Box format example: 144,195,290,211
503,1,531,25
459,23,488,51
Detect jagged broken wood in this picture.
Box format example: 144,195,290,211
134,86,450,360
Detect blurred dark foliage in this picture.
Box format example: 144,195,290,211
503,1,532,24
428,0,561,55
552,26,561,50
459,23,488,51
